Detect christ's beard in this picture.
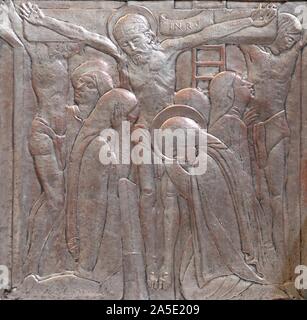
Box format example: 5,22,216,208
130,45,153,65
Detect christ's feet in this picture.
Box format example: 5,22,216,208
158,265,173,290
147,270,159,290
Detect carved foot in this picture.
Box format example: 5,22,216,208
158,265,173,290
147,269,159,290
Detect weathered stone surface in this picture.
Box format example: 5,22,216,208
0,0,306,300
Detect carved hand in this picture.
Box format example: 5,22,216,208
0,0,23,47
250,6,277,27
243,107,259,127
19,2,45,26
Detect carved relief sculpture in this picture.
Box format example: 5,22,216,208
0,0,307,300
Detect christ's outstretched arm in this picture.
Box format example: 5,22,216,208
162,7,276,52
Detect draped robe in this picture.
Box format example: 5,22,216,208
165,134,266,288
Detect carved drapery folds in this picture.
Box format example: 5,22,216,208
0,0,306,300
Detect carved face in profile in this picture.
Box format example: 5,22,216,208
71,61,114,119
209,71,255,126
273,31,301,52
233,75,255,105
272,13,302,53
114,14,156,64
73,74,100,107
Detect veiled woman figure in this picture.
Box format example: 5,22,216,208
60,59,136,281
65,74,138,278
152,105,268,299
209,71,256,176
209,71,278,280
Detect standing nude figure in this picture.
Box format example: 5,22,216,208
240,13,305,277
5,0,81,275
19,1,276,286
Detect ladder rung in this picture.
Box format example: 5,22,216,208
195,61,224,66
195,76,215,80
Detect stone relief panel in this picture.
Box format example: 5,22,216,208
0,0,306,300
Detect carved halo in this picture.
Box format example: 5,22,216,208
151,104,206,131
151,105,206,163
107,5,158,45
